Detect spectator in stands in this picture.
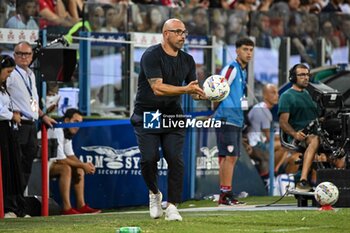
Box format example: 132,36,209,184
66,0,85,21
226,11,249,45
288,13,317,67
212,22,226,72
235,0,257,11
47,108,101,215
288,0,302,11
322,0,343,12
340,0,350,13
5,0,39,30
88,4,104,32
186,7,209,36
268,1,290,27
299,0,323,13
250,12,273,49
0,2,7,28
291,13,318,67
161,0,186,7
207,0,235,9
269,17,284,49
115,1,130,31
38,0,76,33
101,4,118,32
339,15,350,46
4,0,16,20
6,41,57,217
184,0,209,9
211,8,228,25
246,84,287,178
320,20,340,64
0,55,25,218
257,0,273,11
144,7,164,33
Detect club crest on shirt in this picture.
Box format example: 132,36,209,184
227,145,234,153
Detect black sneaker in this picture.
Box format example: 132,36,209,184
218,191,246,206
296,179,312,192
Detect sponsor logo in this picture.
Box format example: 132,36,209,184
81,145,168,176
196,146,219,176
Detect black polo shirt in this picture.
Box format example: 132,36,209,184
134,44,196,115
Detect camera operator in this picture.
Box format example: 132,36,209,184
278,63,345,192
278,63,321,192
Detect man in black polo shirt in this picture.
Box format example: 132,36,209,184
131,18,205,221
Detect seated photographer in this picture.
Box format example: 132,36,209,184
47,108,101,215
278,63,320,192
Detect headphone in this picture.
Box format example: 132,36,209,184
288,64,299,83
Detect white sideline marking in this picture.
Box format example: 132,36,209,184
110,204,318,215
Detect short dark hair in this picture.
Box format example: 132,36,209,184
0,55,16,70
64,108,83,120
235,37,255,48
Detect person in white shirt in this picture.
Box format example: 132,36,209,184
247,84,287,177
48,108,101,215
5,0,39,30
7,41,56,189
6,41,56,217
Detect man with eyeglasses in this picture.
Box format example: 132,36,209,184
278,63,319,192
130,18,205,221
6,41,56,217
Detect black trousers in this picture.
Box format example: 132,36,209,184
0,121,26,216
131,113,185,204
17,121,38,188
5,121,38,216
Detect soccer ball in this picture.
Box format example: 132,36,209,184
314,182,339,206
202,75,230,102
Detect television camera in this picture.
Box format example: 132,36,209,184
303,82,350,160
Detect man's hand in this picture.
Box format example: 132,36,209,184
293,130,307,141
185,80,206,97
83,162,96,174
42,115,57,128
12,111,21,124
191,93,208,100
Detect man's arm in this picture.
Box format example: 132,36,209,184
56,155,95,174
262,128,270,142
148,78,205,97
39,109,57,127
279,112,306,141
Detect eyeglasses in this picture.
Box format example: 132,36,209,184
296,73,311,77
15,51,33,57
167,29,189,36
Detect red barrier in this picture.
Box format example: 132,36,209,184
41,124,49,216
0,150,4,219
